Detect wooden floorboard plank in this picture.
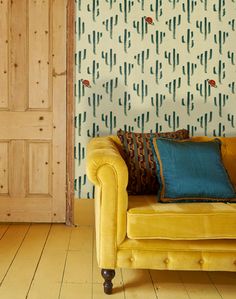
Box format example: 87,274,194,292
0,224,9,239
150,270,189,299
0,224,51,299
208,271,236,299
63,227,93,284
180,271,222,299
122,268,157,299
0,224,30,283
60,283,92,299
69,226,93,251
27,224,72,299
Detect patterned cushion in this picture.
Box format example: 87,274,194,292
117,129,189,195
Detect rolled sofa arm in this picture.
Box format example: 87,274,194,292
86,136,129,268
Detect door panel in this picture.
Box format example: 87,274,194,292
28,142,51,195
0,0,67,222
0,0,8,109
0,142,9,194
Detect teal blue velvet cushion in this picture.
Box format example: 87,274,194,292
151,138,236,203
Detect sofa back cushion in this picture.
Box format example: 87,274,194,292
117,129,189,195
151,138,236,203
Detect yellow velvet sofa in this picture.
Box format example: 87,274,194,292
86,135,236,294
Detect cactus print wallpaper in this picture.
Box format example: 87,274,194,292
75,0,236,198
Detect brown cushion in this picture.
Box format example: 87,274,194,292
117,129,189,195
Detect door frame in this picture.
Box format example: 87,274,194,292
66,0,75,225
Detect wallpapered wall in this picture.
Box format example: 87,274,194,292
75,0,236,198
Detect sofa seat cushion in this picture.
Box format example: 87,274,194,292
127,195,236,240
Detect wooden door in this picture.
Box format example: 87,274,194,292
0,0,67,222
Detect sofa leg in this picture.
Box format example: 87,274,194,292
101,269,115,294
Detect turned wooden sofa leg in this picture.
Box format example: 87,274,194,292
101,269,116,294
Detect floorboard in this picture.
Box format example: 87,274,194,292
0,224,235,299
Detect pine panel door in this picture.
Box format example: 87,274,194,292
0,0,67,222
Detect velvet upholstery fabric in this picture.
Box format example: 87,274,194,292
151,138,236,202
86,135,236,271
127,195,236,239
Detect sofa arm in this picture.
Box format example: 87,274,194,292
86,136,128,268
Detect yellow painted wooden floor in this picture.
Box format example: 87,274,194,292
0,224,236,299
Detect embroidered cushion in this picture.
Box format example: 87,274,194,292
117,129,189,195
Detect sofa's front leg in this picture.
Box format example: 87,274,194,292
101,269,116,294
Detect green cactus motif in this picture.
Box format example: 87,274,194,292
228,113,235,128
124,124,134,132
101,112,117,134
118,29,131,53
197,112,213,135
214,93,229,117
138,0,145,10
196,80,211,102
76,175,87,198
88,93,102,117
197,49,213,73
134,49,150,73
182,92,194,115
151,94,166,117
213,60,226,84
214,30,229,55
76,143,85,166
119,62,134,85
154,123,163,133
182,29,194,53
169,0,180,9
133,17,148,40
101,49,117,72
187,124,197,136
118,92,131,116
102,77,118,102
227,51,235,65
75,112,86,137
77,0,81,11
165,77,181,102
105,0,117,9
76,80,85,103
119,0,134,23
182,0,197,23
166,15,181,39
133,80,148,103
196,17,211,40
77,17,85,40
87,0,100,21
102,15,118,39
213,0,226,22
200,0,207,11
164,48,180,72
229,82,235,94
151,30,166,54
87,60,100,84
164,112,180,131
150,60,163,84
88,30,102,54
150,0,163,21
182,62,197,86
213,123,226,137
76,49,86,73
134,112,150,133
87,123,100,138
229,19,235,31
